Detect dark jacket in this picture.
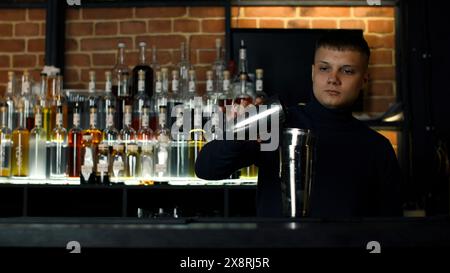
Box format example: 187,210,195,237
195,96,403,218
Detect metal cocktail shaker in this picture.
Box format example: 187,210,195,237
280,128,315,218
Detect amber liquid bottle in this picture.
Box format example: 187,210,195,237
11,107,30,177
68,103,82,178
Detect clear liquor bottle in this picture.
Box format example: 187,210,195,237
11,106,29,178
50,104,68,179
154,106,170,178
20,70,35,131
126,143,140,179
120,105,136,149
29,105,47,179
178,42,192,94
0,105,12,178
100,71,116,132
86,70,98,113
218,70,233,113
140,144,154,179
212,38,226,95
112,42,129,98
168,70,183,129
233,74,256,108
254,68,268,104
132,42,154,99
137,106,153,144
110,143,125,184
5,71,17,131
102,106,119,149
68,102,82,178
80,134,96,184
116,71,132,130
132,70,150,131
96,143,110,185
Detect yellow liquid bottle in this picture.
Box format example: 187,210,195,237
11,107,30,177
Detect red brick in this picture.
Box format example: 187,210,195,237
301,7,350,17
260,20,284,28
174,19,200,33
244,7,296,17
136,35,186,50
13,55,37,68
28,9,46,20
81,37,133,51
65,39,78,52
368,82,394,96
2,9,26,21
135,7,187,18
340,20,366,30
231,19,257,28
198,50,216,64
353,7,395,17
95,22,118,36
64,69,80,83
92,53,116,66
29,69,41,82
364,97,395,114
369,50,393,65
0,56,10,67
365,34,395,49
38,54,45,66
202,19,225,33
0,39,25,52
155,51,172,66
67,22,93,36
83,8,133,20
0,24,13,36
190,35,224,49
81,69,109,82
40,23,46,36
189,7,224,18
368,20,394,34
66,9,80,20
15,23,40,36
0,72,8,84
125,52,139,67
311,20,337,29
0,85,5,96
232,7,241,17
120,21,146,34
65,83,85,89
66,54,91,67
368,66,396,81
28,38,45,52
287,20,310,29
148,20,172,33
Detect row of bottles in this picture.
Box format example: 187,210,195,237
0,39,263,183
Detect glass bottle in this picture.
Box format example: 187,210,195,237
112,42,129,98
233,74,255,108
212,38,226,94
204,70,217,126
132,69,150,131
80,134,96,184
20,70,35,131
120,105,136,152
126,143,140,179
255,68,268,104
11,106,29,178
50,74,68,135
86,70,98,116
132,41,154,99
140,144,154,179
168,70,183,129
111,143,125,184
68,102,82,178
154,106,170,178
100,71,116,132
5,71,17,131
178,42,192,94
0,105,12,178
83,106,102,148
96,143,110,185
150,45,161,79
50,104,68,179
29,105,47,179
137,106,153,145
102,106,119,149
116,71,132,131
218,70,233,113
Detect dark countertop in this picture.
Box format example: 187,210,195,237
0,217,449,250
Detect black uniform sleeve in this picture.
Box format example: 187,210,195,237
195,140,260,180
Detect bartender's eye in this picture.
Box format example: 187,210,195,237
342,68,355,75
318,66,330,72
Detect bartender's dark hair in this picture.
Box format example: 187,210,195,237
315,30,371,63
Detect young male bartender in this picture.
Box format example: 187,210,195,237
195,31,403,218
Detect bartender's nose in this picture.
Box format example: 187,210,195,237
327,71,340,85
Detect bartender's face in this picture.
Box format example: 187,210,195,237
312,47,369,109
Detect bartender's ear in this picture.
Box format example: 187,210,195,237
362,70,369,88
311,64,315,82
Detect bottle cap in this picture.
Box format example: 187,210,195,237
139,41,146,47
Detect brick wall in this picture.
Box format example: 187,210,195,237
0,6,395,116
0,8,46,94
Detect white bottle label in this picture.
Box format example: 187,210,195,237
35,113,42,127
223,79,230,92
73,113,80,127
105,80,112,92
188,81,195,92
256,79,263,92
56,113,63,127
22,82,30,94
81,165,93,179
194,108,202,128
7,82,13,93
89,81,95,93
239,49,246,60
172,80,179,92
97,160,109,173
138,79,145,92
175,108,183,127
107,113,114,127
156,82,162,93
141,113,149,128
124,112,132,126
113,159,124,171
90,112,97,127
159,114,166,127
206,80,213,92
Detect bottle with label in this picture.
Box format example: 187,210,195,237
116,71,132,131
218,70,233,113
29,105,47,179
204,70,217,126
96,143,110,185
80,134,96,184
100,71,116,133
168,70,183,129
86,71,98,126
140,144,154,179
137,106,153,145
154,106,170,178
83,106,102,148
68,102,82,178
126,143,140,179
212,38,226,95
120,105,136,153
20,70,35,131
132,70,150,131
254,68,268,104
49,74,68,137
111,143,125,184
151,70,163,131
50,104,68,179
112,42,129,98
0,105,12,178
132,42,154,99
178,42,192,94
150,45,161,81
5,71,17,131
102,106,119,149
233,74,256,109
11,106,29,178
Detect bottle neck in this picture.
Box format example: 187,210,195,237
238,47,248,75
139,45,147,65
73,111,81,128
